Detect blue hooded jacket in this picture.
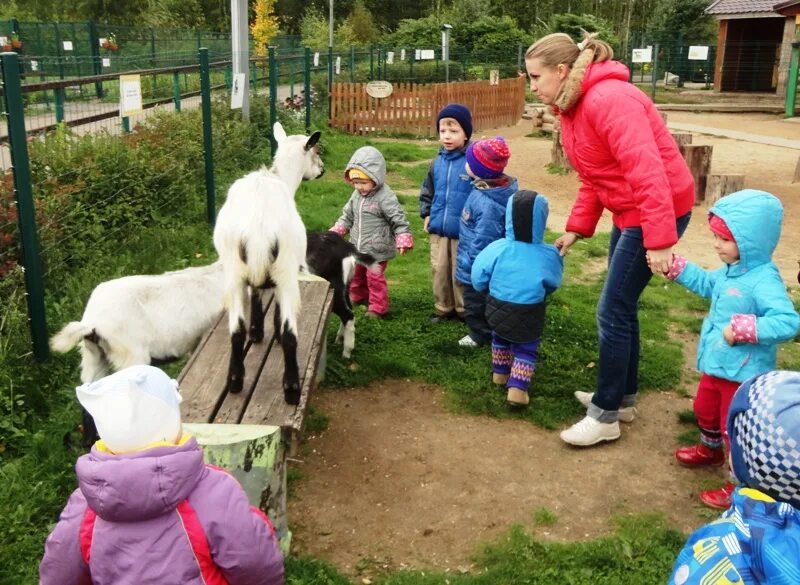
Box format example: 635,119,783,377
419,146,473,239
455,177,518,285
674,189,799,383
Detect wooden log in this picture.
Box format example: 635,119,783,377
541,122,555,133
542,112,556,124
794,156,800,184
659,110,668,123
682,144,713,204
183,423,290,552
671,132,693,155
705,174,745,206
551,129,573,172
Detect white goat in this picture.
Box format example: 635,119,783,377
213,122,323,404
50,261,225,383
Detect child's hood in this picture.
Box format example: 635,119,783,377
75,437,206,521
709,189,783,271
504,190,549,244
475,177,518,208
346,146,386,189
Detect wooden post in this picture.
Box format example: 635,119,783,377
671,132,693,155
682,144,713,204
705,174,745,206
551,129,573,172
182,423,291,552
658,110,668,124
793,156,800,184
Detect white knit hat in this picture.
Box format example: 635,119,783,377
76,365,183,453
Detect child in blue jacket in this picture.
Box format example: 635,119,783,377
456,136,516,347
472,191,563,406
664,189,799,510
669,370,800,585
419,104,474,323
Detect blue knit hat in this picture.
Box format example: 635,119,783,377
727,370,800,508
436,103,472,140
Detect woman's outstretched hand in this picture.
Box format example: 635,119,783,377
646,247,673,275
554,232,580,257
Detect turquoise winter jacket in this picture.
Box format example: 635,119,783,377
673,189,799,383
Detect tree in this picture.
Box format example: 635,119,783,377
544,13,620,49
251,0,280,55
142,0,206,28
344,0,376,45
646,0,716,45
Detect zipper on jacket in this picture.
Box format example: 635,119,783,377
444,160,452,232
357,196,365,250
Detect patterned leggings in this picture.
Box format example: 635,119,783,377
491,333,541,392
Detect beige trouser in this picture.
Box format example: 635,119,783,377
429,234,464,316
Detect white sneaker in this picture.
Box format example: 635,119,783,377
560,416,620,446
574,391,637,423
458,335,478,347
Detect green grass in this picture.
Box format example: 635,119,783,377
533,508,558,527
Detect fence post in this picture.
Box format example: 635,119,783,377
304,47,311,133
350,45,355,83
150,29,157,92
54,87,65,123
89,20,103,98
785,41,799,118
173,71,182,111
199,47,216,225
122,116,130,133
268,46,278,157
1,52,49,361
517,42,522,72
369,45,374,80
651,43,659,102
327,45,333,96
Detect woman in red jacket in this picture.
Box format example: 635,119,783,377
525,33,695,447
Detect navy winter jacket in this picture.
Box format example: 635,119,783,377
419,146,473,239
455,177,518,285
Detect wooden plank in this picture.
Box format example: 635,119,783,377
705,174,745,206
672,132,693,155
794,156,800,184
213,292,277,423
682,144,713,204
241,280,332,429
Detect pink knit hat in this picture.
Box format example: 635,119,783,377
466,137,510,179
709,213,735,242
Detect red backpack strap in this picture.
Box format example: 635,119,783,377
79,508,97,566
176,500,229,585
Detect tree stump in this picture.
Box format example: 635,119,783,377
794,156,800,184
551,129,573,172
659,110,668,124
671,132,693,155
705,174,745,206
183,423,291,552
682,144,713,204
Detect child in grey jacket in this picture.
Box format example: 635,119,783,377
331,146,413,318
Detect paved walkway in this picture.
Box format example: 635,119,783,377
667,121,800,150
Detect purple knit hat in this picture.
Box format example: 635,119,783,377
466,137,510,180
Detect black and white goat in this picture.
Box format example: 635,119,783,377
213,122,323,404
306,231,378,359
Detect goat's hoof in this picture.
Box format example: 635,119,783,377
226,377,244,394
342,350,352,359
283,383,301,406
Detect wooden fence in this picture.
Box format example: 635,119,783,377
329,77,526,137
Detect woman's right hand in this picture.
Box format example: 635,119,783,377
423,216,430,233
554,232,580,257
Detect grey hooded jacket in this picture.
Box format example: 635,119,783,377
333,146,412,262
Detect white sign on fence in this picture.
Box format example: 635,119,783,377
489,69,500,85
688,45,709,60
386,51,394,64
230,73,246,109
631,47,652,63
365,80,393,98
0,37,7,46
313,52,319,66
102,58,111,68
335,56,341,75
31,60,39,71
99,38,107,47
119,74,143,116
415,49,435,60
63,40,74,51
400,49,406,61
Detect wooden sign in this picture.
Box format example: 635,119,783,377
365,80,393,98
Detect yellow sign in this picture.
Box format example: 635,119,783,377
119,74,143,117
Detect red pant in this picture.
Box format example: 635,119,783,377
694,373,741,452
349,261,389,315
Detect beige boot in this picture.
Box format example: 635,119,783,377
507,388,529,407
493,373,509,385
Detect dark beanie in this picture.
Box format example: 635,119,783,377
436,103,472,140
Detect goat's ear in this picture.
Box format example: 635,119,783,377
273,122,287,144
304,131,321,152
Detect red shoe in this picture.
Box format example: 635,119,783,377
675,444,725,467
700,482,735,510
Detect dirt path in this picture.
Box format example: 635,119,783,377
288,113,799,576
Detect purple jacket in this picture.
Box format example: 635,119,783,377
39,437,284,585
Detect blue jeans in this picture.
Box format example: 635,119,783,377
588,212,691,423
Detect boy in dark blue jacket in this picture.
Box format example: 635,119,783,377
419,104,473,323
456,136,516,347
472,191,563,406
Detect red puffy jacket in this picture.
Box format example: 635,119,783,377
558,60,695,250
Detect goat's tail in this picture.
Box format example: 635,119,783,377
355,250,380,273
50,321,94,353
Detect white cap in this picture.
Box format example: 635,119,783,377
76,365,183,453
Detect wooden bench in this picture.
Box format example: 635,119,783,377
178,276,333,550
